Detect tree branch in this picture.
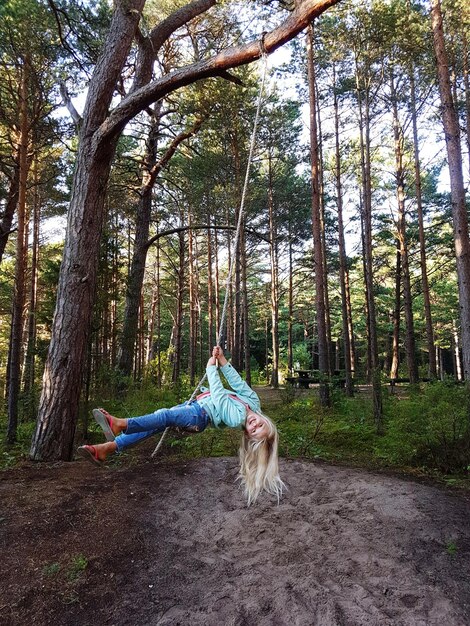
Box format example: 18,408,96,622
97,0,341,145
140,117,205,195
59,81,82,128
133,0,217,90
144,224,270,250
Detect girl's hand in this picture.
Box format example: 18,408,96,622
212,346,227,366
207,355,217,366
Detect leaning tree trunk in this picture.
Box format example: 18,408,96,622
30,1,146,460
307,23,329,405
431,0,470,383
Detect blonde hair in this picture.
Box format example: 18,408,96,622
238,413,285,505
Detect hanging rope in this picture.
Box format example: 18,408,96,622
151,43,269,458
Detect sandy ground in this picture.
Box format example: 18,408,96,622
1,450,470,626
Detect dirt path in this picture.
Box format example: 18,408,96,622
1,454,469,626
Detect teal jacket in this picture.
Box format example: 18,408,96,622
196,362,261,428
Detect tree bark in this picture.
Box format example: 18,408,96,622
0,161,20,266
287,230,294,375
391,70,418,384
268,154,279,388
7,56,31,443
188,209,197,386
241,219,251,384
22,157,40,412
355,47,383,431
410,68,437,378
431,0,470,382
307,23,329,405
172,230,186,383
390,247,401,381
333,62,353,396
463,33,470,177
207,219,215,350
30,1,146,460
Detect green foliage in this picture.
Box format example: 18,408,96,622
66,554,88,581
42,562,61,577
268,383,470,480
376,383,470,473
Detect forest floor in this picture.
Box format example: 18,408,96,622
2,388,470,626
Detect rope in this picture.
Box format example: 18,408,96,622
151,46,269,458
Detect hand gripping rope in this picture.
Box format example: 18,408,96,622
151,40,269,458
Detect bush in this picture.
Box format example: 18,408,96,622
377,384,470,473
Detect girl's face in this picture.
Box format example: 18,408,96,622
245,411,270,441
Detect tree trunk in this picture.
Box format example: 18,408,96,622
172,231,185,383
307,24,329,405
207,219,215,350
0,160,20,266
22,157,40,414
410,68,437,378
7,56,31,444
241,219,251,384
391,70,418,384
188,210,197,386
315,79,332,374
355,49,383,431
463,33,470,177
268,154,279,388
390,247,401,381
30,1,146,460
117,108,160,378
333,62,353,396
231,128,242,371
287,231,294,375
431,0,470,384
214,222,221,341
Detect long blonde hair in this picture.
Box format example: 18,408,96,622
238,413,285,505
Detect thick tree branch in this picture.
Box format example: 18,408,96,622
133,0,217,90
97,0,341,145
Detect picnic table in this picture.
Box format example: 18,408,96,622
286,369,321,389
285,369,346,389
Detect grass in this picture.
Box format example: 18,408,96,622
0,381,469,489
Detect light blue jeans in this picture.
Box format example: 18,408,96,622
114,401,209,451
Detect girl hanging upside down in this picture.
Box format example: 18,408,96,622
78,346,285,505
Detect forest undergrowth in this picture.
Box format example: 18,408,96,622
1,380,469,489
